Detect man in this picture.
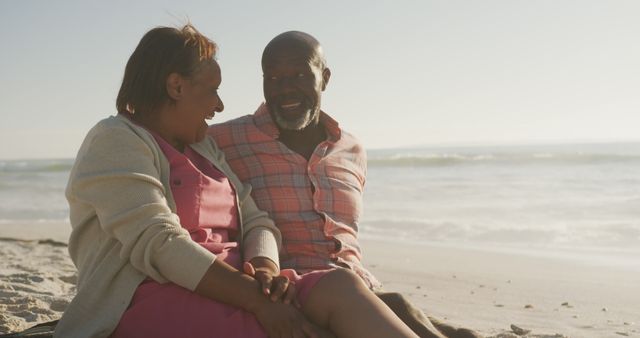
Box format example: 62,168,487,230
209,31,481,338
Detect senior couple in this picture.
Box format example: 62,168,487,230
55,24,482,338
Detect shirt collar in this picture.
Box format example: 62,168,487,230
253,103,342,142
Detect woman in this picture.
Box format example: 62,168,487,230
55,24,417,338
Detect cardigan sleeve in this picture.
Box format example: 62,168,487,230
200,137,282,268
67,124,216,291
236,183,281,268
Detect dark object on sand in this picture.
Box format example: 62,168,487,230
510,324,531,336
0,320,58,338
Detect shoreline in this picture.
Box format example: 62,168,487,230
360,234,640,273
0,222,71,243
361,238,640,337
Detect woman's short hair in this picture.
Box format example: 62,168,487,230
116,24,217,115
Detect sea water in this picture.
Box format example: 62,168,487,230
1,143,638,266
0,159,71,224
362,142,640,269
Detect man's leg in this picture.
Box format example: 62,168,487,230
428,317,485,338
375,291,483,338
303,269,418,338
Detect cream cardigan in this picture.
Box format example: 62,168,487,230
55,115,281,338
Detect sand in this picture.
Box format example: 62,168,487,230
0,241,75,334
362,238,640,338
1,224,639,337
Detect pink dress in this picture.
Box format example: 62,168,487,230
111,132,329,338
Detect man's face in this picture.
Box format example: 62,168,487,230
263,48,328,131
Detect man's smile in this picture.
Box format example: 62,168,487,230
280,102,301,110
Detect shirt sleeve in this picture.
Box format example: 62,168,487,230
67,125,216,291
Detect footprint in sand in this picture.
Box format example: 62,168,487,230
28,276,45,283
12,310,39,323
49,298,70,312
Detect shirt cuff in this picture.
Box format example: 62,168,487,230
243,227,280,270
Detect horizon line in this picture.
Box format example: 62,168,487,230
367,138,640,151
2,139,640,161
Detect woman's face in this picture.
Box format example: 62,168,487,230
171,60,224,148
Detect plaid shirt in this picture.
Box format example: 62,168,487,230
208,104,381,289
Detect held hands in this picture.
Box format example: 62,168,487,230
245,258,337,338
244,257,299,307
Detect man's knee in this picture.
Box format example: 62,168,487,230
315,268,369,298
376,291,424,318
376,291,449,338
325,268,367,289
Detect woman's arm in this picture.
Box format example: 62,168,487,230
69,123,215,290
196,258,324,338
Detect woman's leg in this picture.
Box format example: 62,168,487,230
302,268,418,338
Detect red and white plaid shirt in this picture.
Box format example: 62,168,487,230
209,104,381,289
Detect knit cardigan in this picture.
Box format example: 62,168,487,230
54,114,281,338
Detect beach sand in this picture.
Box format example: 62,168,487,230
1,224,638,337
0,223,75,335
362,238,640,338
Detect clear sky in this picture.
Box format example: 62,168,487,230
1,0,640,159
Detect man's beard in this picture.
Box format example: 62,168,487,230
272,106,319,131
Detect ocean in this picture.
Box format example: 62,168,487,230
1,142,639,266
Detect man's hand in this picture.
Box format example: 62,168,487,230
245,257,298,306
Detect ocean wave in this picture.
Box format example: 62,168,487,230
367,152,640,167
360,218,640,249
0,218,69,224
0,159,74,173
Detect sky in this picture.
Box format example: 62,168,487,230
1,0,640,159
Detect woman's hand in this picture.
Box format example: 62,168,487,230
245,258,298,306
195,260,336,338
